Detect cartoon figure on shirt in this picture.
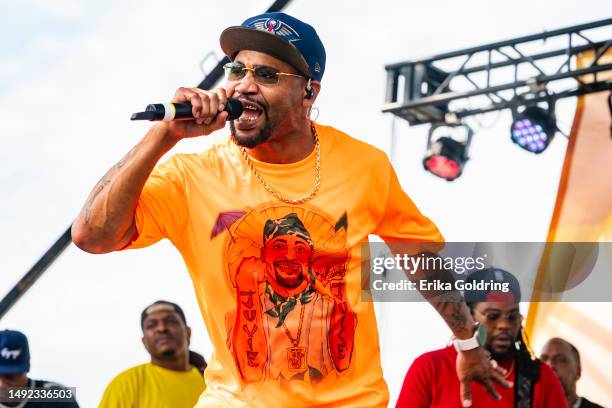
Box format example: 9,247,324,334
219,206,355,385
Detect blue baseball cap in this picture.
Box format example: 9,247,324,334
220,12,326,82
0,330,30,374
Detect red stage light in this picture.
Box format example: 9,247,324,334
424,155,461,180
422,134,470,181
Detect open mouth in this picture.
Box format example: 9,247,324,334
274,261,301,276
235,100,264,130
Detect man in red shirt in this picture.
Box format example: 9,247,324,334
397,268,567,407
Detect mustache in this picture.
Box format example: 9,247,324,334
491,331,515,339
233,93,268,113
153,334,177,343
273,260,302,267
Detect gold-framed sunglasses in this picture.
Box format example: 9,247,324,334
223,62,305,85
475,309,523,324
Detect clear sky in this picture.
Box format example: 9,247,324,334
1,0,609,406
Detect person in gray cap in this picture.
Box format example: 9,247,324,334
72,11,510,407
0,330,78,407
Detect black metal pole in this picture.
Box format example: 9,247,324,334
0,0,294,322
0,227,72,320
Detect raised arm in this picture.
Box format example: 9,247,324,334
71,87,229,253
393,248,512,407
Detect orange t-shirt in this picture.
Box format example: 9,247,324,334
126,122,443,407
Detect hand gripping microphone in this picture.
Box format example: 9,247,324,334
131,98,243,121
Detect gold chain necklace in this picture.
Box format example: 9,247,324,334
282,303,305,347
282,303,307,372
504,359,515,380
240,124,321,204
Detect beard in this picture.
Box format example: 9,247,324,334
230,118,272,148
229,98,275,149
274,264,305,289
275,271,304,289
159,348,177,358
488,340,517,361
489,348,513,361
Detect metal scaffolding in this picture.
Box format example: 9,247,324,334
382,18,612,126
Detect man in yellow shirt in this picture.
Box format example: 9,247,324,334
98,301,205,408
74,12,512,408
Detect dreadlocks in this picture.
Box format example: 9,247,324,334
515,327,540,382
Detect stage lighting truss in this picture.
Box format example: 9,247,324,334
423,123,473,181
382,18,612,125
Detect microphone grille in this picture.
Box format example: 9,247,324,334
225,98,243,121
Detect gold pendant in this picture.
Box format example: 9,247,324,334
287,346,306,372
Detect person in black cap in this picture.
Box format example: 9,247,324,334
0,330,78,407
397,268,567,407
540,338,604,408
72,11,510,408
98,301,205,408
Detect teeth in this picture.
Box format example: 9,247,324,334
236,102,262,124
243,103,260,111
276,263,299,272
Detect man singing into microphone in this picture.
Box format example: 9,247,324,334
72,12,510,407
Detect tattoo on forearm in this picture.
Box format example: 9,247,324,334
434,300,468,333
115,147,135,169
82,148,135,224
410,251,470,335
84,180,111,224
448,302,468,332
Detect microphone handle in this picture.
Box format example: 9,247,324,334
131,99,243,121
148,103,196,120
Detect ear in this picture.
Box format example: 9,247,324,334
303,80,321,109
186,326,192,345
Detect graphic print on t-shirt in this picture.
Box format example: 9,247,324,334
212,204,356,386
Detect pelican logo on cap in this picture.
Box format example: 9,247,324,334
248,18,302,42
1,347,22,360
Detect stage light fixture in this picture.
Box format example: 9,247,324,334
510,105,556,154
423,123,473,181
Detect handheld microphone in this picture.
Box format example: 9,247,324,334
131,98,243,121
